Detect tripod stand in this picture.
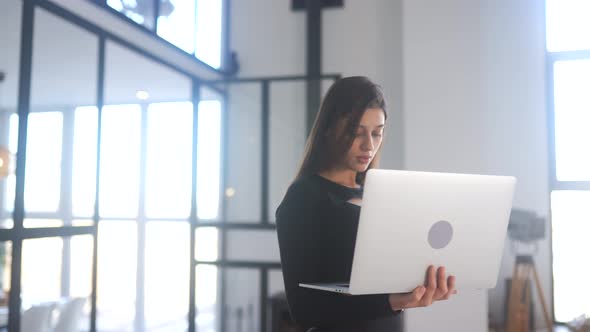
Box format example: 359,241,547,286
506,255,553,332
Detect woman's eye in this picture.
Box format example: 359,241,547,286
372,132,383,137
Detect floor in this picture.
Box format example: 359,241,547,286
490,325,574,332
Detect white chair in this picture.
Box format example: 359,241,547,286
21,303,55,332
53,298,86,332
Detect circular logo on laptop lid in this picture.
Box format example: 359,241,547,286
428,220,453,249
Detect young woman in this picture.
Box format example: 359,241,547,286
275,77,457,331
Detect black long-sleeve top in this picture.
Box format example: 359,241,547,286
276,174,403,331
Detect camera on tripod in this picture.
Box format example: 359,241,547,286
507,208,546,244
504,209,553,332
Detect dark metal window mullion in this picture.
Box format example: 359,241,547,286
9,0,35,330
189,79,201,332
90,34,106,332
259,81,271,332
154,0,160,32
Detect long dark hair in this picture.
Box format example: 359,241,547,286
295,76,387,185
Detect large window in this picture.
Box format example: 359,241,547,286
106,0,224,69
546,0,590,323
5,99,223,331
1,1,226,331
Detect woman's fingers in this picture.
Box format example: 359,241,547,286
399,286,427,309
435,266,448,299
443,275,457,299
420,265,437,306
412,285,427,303
395,266,458,310
389,286,426,310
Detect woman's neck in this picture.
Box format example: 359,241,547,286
318,169,360,189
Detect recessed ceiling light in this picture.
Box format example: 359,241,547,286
225,187,236,198
136,90,150,100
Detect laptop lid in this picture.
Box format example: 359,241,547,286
348,169,516,295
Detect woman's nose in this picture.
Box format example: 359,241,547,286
362,136,374,151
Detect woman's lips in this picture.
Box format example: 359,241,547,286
356,156,371,164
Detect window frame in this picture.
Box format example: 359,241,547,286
91,0,230,72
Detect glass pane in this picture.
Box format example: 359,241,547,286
107,0,155,30
145,102,193,219
546,0,590,52
268,270,285,298
31,7,98,107
104,40,191,105
99,105,141,218
553,60,590,181
195,264,219,332
23,219,63,228
225,268,260,332
195,227,219,262
195,0,222,68
0,219,13,230
21,238,63,307
226,84,261,222
8,114,18,167
551,190,590,322
2,114,19,218
72,106,99,218
70,235,93,297
0,241,12,312
197,99,222,220
0,0,21,110
103,40,191,219
27,7,98,216
157,0,196,53
24,112,63,213
226,230,280,263
73,219,93,227
269,82,306,223
145,221,190,331
0,0,21,221
268,270,294,330
97,220,137,331
70,235,93,330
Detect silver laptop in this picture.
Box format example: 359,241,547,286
299,169,516,295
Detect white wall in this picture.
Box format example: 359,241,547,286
402,0,550,329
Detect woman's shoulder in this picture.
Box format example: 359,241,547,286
286,174,327,198
277,174,325,212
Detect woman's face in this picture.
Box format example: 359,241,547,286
340,107,385,173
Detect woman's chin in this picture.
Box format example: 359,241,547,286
354,164,370,172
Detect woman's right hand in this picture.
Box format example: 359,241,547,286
388,265,457,311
